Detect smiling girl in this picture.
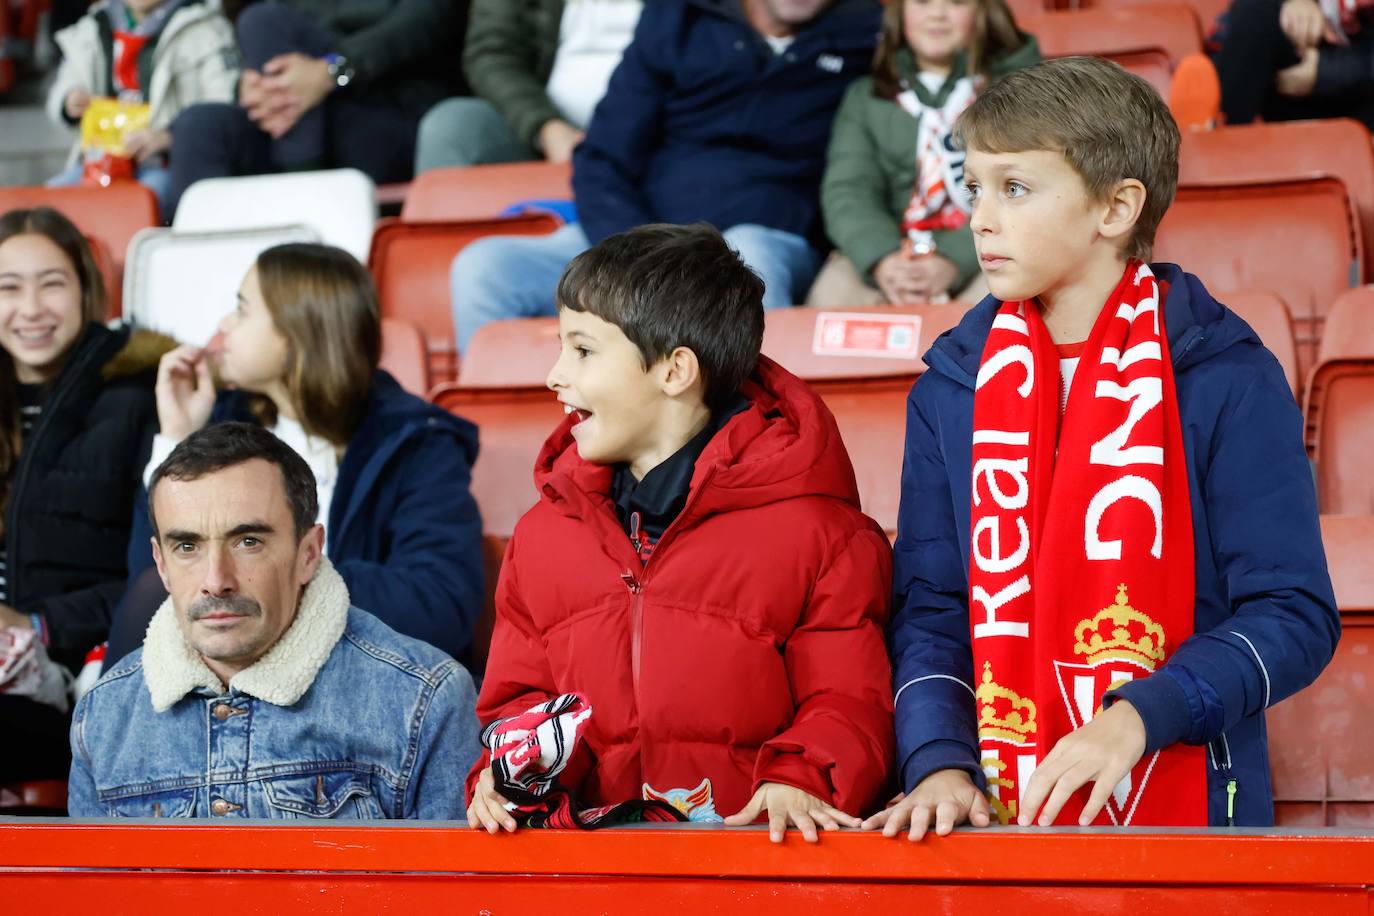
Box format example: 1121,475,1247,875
812,0,1038,307
0,207,166,783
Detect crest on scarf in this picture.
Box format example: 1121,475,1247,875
642,778,722,823
977,662,1037,825
1052,583,1166,825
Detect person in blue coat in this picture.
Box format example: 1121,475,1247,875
874,58,1338,836
105,243,483,668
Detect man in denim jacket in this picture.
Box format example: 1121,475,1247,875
68,422,479,819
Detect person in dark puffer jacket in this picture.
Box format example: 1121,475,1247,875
0,207,168,783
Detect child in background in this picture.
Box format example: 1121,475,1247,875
875,57,1337,838
466,223,895,842
811,0,1038,307
46,0,238,212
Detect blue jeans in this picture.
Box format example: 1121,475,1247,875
451,223,818,354
47,162,173,215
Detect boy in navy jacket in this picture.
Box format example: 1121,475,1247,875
873,56,1338,838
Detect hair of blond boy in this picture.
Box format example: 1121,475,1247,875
954,56,1180,261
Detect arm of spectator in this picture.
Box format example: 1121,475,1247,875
330,426,485,660
407,662,482,819
889,380,985,794
569,8,670,243
334,0,463,94
67,693,100,817
752,526,895,817
1105,357,1339,754
21,582,125,663
463,0,562,150
820,82,905,285
47,22,97,128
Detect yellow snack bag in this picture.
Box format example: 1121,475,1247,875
79,98,152,157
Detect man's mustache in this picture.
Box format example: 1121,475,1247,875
188,594,262,621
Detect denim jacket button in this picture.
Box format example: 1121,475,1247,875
213,704,233,721
210,798,232,816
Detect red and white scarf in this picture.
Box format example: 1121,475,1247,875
967,260,1207,826
897,78,977,245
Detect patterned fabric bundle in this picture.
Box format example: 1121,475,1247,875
966,260,1207,826
482,693,685,829
896,77,978,249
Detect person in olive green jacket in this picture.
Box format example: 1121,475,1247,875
811,0,1038,307
415,0,642,174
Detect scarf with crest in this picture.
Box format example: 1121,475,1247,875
966,260,1207,826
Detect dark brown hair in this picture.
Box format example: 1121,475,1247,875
148,421,318,540
955,56,1180,261
0,207,106,505
556,223,764,411
247,243,380,447
872,0,1027,99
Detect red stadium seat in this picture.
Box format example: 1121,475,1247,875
1303,287,1374,515
0,184,160,318
401,162,573,223
1268,514,1374,826
1084,0,1229,34
1222,290,1299,399
1155,177,1360,376
1019,5,1204,98
1178,120,1374,284
761,304,974,535
431,384,564,675
367,214,562,385
458,317,562,388
378,318,429,397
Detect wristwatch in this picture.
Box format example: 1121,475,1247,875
323,53,355,90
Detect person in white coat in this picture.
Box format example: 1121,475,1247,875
45,0,239,215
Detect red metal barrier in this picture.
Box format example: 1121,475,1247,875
1,822,1371,913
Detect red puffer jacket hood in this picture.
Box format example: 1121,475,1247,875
471,355,894,823
533,355,863,522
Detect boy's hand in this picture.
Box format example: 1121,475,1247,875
723,782,860,843
65,88,92,121
1279,0,1332,51
465,767,519,834
1018,699,1147,827
861,769,989,840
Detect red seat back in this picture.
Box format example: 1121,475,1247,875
1269,515,1374,826
1303,287,1374,514
459,317,562,388
1155,177,1360,376
1222,290,1299,399
402,162,573,222
378,317,430,397
1021,5,1203,97
367,214,561,385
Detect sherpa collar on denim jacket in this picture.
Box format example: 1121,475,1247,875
141,556,350,712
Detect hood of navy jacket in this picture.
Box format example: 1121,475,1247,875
922,264,1259,387
534,355,863,529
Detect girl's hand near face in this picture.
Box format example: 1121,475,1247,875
155,345,216,442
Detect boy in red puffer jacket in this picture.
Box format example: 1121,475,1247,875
465,222,895,843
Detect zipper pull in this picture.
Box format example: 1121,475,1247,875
620,570,641,593
1226,778,1238,826
629,511,643,556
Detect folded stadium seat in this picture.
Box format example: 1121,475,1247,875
0,183,161,316
456,316,562,389
124,224,321,346
1268,514,1374,826
1017,4,1203,98
378,317,429,397
367,213,562,386
1303,287,1374,515
401,161,573,222
760,303,973,535
1155,176,1361,377
1178,119,1374,286
1221,290,1299,399
173,168,377,263
0,779,67,816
